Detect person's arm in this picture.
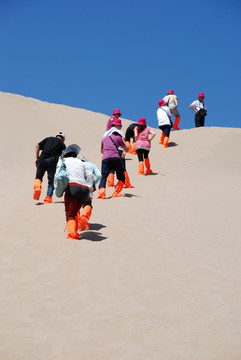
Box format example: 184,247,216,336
122,142,129,153
35,144,40,166
92,165,101,186
189,105,197,114
174,97,178,108
134,128,138,142
148,129,156,142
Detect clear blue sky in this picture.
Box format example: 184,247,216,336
1,0,241,129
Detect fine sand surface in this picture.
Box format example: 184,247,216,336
0,91,241,360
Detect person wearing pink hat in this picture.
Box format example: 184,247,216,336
134,118,156,175
106,109,122,131
163,90,181,130
189,92,207,127
97,117,129,199
157,99,172,148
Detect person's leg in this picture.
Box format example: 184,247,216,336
98,159,111,199
171,108,181,130
163,125,171,148
143,150,153,174
33,158,46,200
195,113,203,127
125,128,132,153
44,158,57,203
79,199,92,231
65,185,89,238
158,126,165,144
136,149,145,175
111,158,125,197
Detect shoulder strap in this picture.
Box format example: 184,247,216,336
109,135,119,150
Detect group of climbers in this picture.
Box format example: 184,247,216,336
32,90,207,239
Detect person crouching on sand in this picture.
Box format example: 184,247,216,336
62,145,93,239
157,100,172,148
134,117,156,175
97,118,129,199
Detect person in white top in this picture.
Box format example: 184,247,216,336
157,99,172,148
163,89,181,130
60,144,93,239
189,92,207,127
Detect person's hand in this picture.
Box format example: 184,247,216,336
35,159,38,167
121,152,126,158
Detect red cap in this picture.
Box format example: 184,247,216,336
167,89,174,95
198,92,205,98
112,118,122,126
158,99,166,107
112,109,121,116
137,117,146,125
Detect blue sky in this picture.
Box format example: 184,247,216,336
1,0,241,129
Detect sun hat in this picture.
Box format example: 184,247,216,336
63,144,81,157
167,90,174,95
112,118,122,126
78,155,88,162
198,92,205,98
137,117,146,125
112,109,122,116
56,131,65,140
158,99,166,107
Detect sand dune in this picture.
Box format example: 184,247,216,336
1,91,241,360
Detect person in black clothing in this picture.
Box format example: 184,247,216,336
125,123,138,154
33,132,66,203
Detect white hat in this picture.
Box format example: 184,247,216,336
78,155,88,162
56,131,65,140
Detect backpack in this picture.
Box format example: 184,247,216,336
55,158,69,197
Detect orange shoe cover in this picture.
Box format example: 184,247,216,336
82,205,92,220
131,142,137,155
144,158,153,174
125,141,132,153
79,205,92,231
112,180,124,197
124,171,134,188
163,137,169,148
67,219,79,239
138,162,145,175
79,216,89,231
107,173,115,187
97,188,106,199
159,132,165,144
173,116,180,130
33,178,42,200
44,196,52,204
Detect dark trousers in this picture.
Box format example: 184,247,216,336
64,183,90,221
136,149,150,162
99,157,125,188
35,157,58,197
159,125,171,137
195,113,205,127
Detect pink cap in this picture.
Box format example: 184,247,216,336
112,109,121,116
198,92,205,98
167,89,174,95
158,99,166,107
137,117,146,125
112,118,122,126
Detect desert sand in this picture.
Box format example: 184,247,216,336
0,91,241,360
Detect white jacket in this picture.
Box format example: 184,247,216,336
55,157,93,191
157,106,172,126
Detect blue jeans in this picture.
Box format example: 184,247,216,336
36,157,58,197
99,157,125,188
159,125,171,137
